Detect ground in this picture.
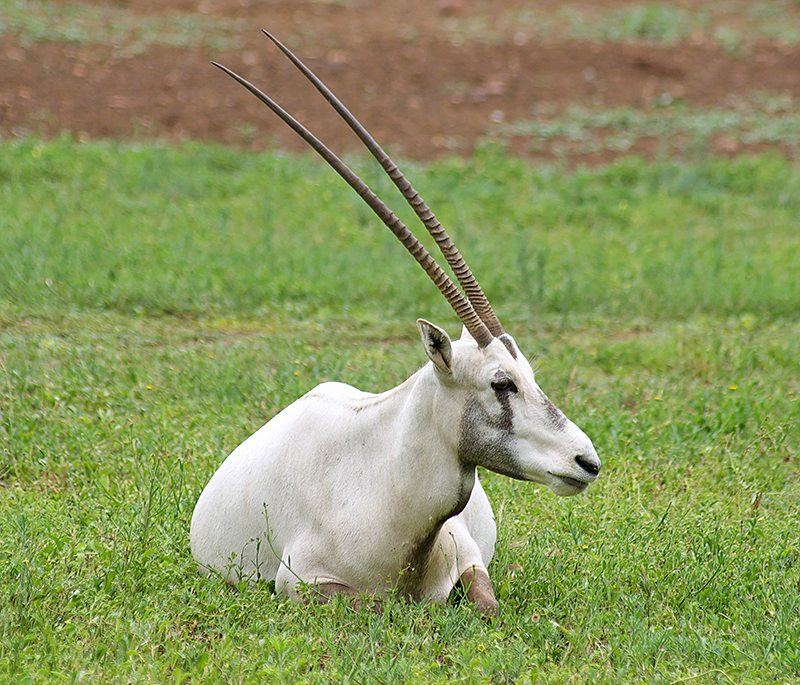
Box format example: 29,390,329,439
2,0,800,164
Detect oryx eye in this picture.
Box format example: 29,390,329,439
491,378,518,394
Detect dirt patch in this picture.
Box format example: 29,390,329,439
2,0,800,164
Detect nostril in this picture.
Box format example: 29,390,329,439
575,454,600,477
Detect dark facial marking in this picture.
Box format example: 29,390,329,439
492,383,514,433
491,370,518,431
458,393,523,479
498,334,518,359
542,394,568,431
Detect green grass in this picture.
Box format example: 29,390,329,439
0,0,243,53
441,1,800,48
4,0,800,53
2,136,800,324
488,95,800,160
1,139,799,683
561,1,800,47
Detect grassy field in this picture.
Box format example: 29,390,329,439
1,138,799,684
4,0,800,51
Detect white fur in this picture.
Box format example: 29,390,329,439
190,320,599,603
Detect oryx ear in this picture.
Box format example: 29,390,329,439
417,319,453,375
459,325,475,343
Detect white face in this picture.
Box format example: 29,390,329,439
451,332,601,497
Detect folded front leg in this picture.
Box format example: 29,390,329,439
459,565,498,620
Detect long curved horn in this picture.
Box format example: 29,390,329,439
210,61,494,347
261,31,505,338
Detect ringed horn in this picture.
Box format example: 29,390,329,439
211,31,505,348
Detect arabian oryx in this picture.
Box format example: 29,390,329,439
190,32,601,619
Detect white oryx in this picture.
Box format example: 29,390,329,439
190,32,600,619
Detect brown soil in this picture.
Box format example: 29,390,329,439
2,0,800,164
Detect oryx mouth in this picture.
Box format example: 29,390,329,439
549,473,590,491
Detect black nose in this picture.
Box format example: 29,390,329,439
575,454,600,477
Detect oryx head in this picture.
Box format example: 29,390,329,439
418,319,599,496
213,33,600,496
